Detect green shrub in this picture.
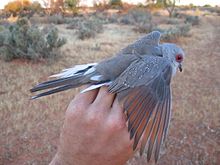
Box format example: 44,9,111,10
90,12,109,24
47,14,67,24
67,17,103,40
188,3,196,9
66,17,82,29
78,27,96,40
128,9,152,24
119,14,133,24
119,9,152,25
0,18,66,61
184,15,200,26
109,0,123,8
65,0,79,14
133,23,154,33
153,11,161,16
108,14,119,23
78,18,103,39
167,18,179,24
208,7,220,15
155,24,191,41
178,24,191,36
0,26,5,32
119,9,154,33
30,1,42,13
137,3,145,8
173,12,188,18
0,20,11,28
203,4,211,7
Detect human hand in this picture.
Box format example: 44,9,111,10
50,87,134,165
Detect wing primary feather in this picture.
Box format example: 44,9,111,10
124,90,145,126
127,91,147,133
139,85,166,156
127,90,149,131
151,76,160,92
154,88,169,162
131,77,162,151
147,85,167,161
163,88,171,142
139,104,160,156
132,98,157,150
129,92,153,139
124,89,142,113
147,102,164,161
157,80,165,102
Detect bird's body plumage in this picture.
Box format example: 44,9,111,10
30,31,185,162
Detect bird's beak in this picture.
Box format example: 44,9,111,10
178,64,183,72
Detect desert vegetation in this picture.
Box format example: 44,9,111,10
0,0,219,165
0,18,66,61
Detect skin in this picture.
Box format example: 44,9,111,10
50,87,135,165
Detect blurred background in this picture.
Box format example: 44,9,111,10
0,0,219,164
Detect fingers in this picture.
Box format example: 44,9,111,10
108,97,127,134
66,86,135,157
67,87,99,115
110,97,126,121
107,97,135,150
73,86,99,105
93,86,116,109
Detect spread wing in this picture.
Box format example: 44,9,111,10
109,56,172,162
120,31,162,56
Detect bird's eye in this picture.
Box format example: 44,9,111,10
175,54,183,62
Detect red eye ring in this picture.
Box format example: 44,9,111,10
176,54,183,62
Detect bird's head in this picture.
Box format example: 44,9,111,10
161,43,185,74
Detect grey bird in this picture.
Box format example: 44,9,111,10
30,31,185,162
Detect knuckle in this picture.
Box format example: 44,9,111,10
106,118,126,132
85,111,102,125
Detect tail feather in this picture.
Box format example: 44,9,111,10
31,84,76,99
36,76,77,85
30,75,88,99
50,63,97,78
30,75,82,92
30,63,103,99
